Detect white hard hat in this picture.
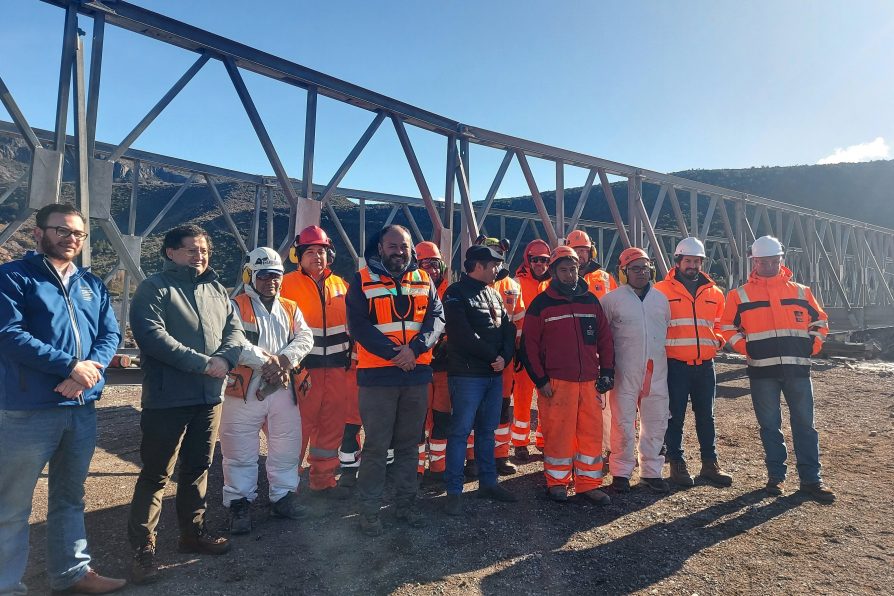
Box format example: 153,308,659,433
246,247,284,274
674,236,706,258
749,236,785,258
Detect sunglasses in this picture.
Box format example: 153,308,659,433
255,271,282,280
529,256,549,264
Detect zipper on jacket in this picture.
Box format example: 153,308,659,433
43,259,85,405
691,297,701,361
316,273,328,357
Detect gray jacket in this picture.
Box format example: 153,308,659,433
130,261,244,409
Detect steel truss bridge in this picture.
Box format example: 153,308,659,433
2,0,894,340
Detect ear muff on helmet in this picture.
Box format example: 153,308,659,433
242,265,252,285
288,245,299,264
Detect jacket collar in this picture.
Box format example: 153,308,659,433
546,276,589,300
748,265,793,286
162,259,219,283
665,267,715,291
24,251,88,283
460,272,488,290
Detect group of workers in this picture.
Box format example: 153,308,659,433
0,203,836,595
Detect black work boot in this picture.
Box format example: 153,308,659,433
229,497,252,535
496,457,517,476
464,460,479,479
271,491,308,520
514,446,530,463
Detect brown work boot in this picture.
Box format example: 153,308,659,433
668,459,695,487
799,481,836,504
698,460,733,487
54,569,126,594
178,527,231,555
765,479,784,496
579,488,611,505
130,540,158,585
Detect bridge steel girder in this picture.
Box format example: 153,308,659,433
0,0,892,335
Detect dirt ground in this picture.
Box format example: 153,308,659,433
22,359,894,595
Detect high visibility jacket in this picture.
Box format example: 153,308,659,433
654,268,725,364
720,266,828,378
493,276,525,341
583,268,618,299
514,268,548,316
229,288,314,400
431,276,450,372
281,268,350,369
355,267,433,368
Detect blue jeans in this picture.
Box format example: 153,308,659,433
445,375,503,494
664,359,718,462
750,376,822,484
0,404,97,595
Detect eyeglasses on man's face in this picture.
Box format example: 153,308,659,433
626,265,653,274
41,226,88,241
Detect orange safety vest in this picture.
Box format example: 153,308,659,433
493,276,525,340
356,267,433,369
654,268,725,364
719,266,828,376
583,268,618,299
281,268,350,368
226,293,302,400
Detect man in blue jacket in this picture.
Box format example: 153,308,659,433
0,203,124,595
346,225,444,536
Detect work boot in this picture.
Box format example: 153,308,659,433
765,479,785,496
395,503,427,528
424,469,445,484
547,486,568,502
271,491,308,520
514,446,530,463
496,457,517,476
228,498,252,535
477,484,519,502
668,460,695,487
338,469,358,488
313,485,352,500
464,460,479,479
54,569,126,595
130,541,158,585
641,477,670,493
799,481,836,504
609,476,630,493
698,460,733,487
444,493,463,516
359,512,383,537
178,527,231,555
580,488,611,505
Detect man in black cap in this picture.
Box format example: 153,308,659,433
442,245,518,515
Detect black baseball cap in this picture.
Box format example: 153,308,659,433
465,244,504,263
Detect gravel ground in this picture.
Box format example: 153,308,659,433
22,361,894,595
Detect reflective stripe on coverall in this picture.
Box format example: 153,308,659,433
599,284,671,479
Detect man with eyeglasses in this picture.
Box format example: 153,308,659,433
0,204,124,595
442,244,519,516
599,247,672,494
127,225,245,583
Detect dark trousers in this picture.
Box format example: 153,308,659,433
445,375,503,494
356,384,429,515
664,359,718,462
127,404,221,548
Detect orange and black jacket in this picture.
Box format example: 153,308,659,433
346,233,445,387
281,268,350,369
654,268,725,364
430,276,450,372
521,277,614,387
720,266,828,379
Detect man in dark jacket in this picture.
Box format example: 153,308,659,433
0,204,123,595
443,245,518,515
522,246,615,504
346,226,444,536
127,225,244,583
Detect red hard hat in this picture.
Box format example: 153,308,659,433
415,241,441,261
565,229,592,248
619,247,650,268
296,225,331,247
548,245,579,268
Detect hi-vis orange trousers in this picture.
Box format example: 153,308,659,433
299,367,349,490
511,367,537,447
418,371,450,474
540,379,604,493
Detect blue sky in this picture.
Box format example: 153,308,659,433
2,0,893,201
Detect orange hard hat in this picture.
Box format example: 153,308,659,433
619,247,650,268
549,245,579,268
415,241,441,261
565,229,592,248
295,225,331,247
524,239,550,261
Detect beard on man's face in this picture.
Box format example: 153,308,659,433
383,253,407,273
41,233,80,262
